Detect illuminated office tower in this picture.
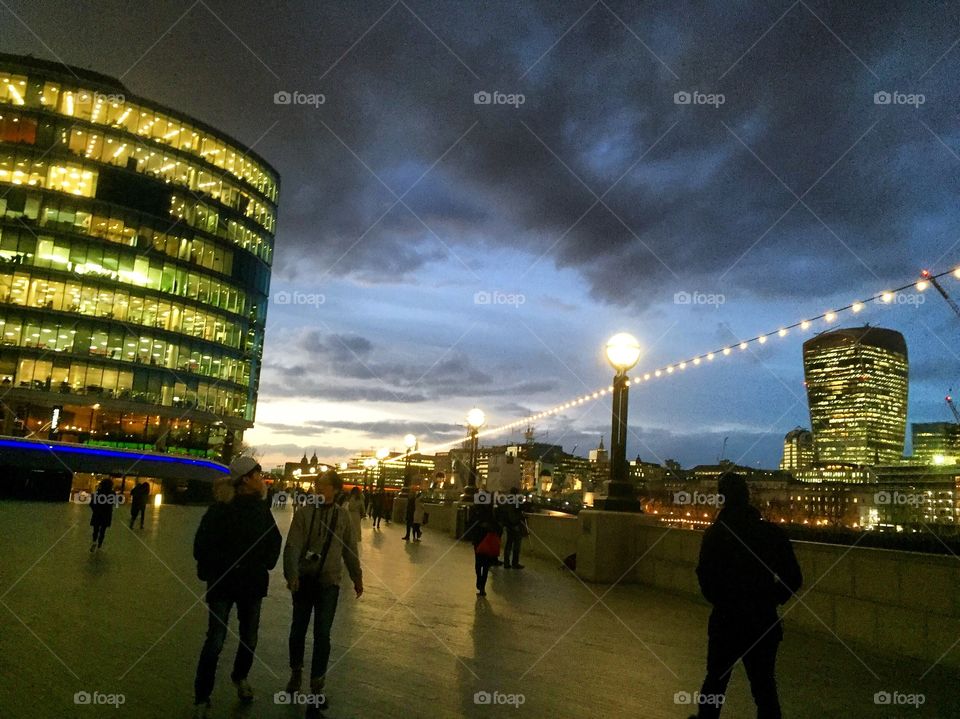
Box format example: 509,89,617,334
911,422,960,465
780,427,815,470
0,54,279,459
802,327,908,465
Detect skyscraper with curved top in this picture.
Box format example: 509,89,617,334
0,53,278,460
802,326,908,466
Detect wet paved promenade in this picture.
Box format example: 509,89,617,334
0,500,957,718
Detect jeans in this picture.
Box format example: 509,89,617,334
288,584,341,680
412,523,422,539
194,598,263,703
91,525,107,547
504,528,522,566
697,619,782,719
130,504,145,528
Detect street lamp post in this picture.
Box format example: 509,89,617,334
401,433,417,494
375,447,389,490
461,407,485,501
363,457,377,493
596,332,643,512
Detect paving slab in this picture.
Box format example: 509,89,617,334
0,500,957,718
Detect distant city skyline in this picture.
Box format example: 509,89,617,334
4,2,960,470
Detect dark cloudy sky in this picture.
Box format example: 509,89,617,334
6,0,960,468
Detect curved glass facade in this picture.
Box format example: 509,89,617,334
0,54,278,459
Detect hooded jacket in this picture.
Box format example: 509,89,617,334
193,494,282,602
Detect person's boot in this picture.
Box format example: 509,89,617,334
233,678,254,703
285,668,302,695
306,677,328,714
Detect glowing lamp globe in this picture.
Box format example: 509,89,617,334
466,407,486,429
404,433,417,450
376,447,390,461
605,333,642,372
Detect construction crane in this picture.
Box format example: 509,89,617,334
921,269,960,319
946,394,960,424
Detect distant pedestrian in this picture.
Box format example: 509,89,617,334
129,479,150,529
402,490,417,541
89,478,118,552
469,502,500,597
283,471,363,714
346,486,364,544
496,487,526,569
690,473,803,719
192,457,282,718
371,490,385,529
411,487,426,542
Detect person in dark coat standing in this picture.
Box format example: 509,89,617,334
690,473,803,719
129,479,150,529
402,489,417,541
89,477,118,552
192,457,282,717
371,489,385,529
496,488,527,569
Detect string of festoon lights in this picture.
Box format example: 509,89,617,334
424,265,960,454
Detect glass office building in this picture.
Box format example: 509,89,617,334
911,422,960,465
0,54,278,459
803,326,908,466
780,427,815,471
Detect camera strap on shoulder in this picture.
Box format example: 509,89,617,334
316,506,338,574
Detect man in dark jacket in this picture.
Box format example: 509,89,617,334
691,473,802,719
129,479,149,529
495,488,527,569
192,457,281,717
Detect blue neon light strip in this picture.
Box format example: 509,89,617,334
0,438,229,473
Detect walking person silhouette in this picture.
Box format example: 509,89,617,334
690,473,803,719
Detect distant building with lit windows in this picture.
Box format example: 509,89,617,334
911,422,960,465
780,427,815,470
0,54,278,460
803,326,908,466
